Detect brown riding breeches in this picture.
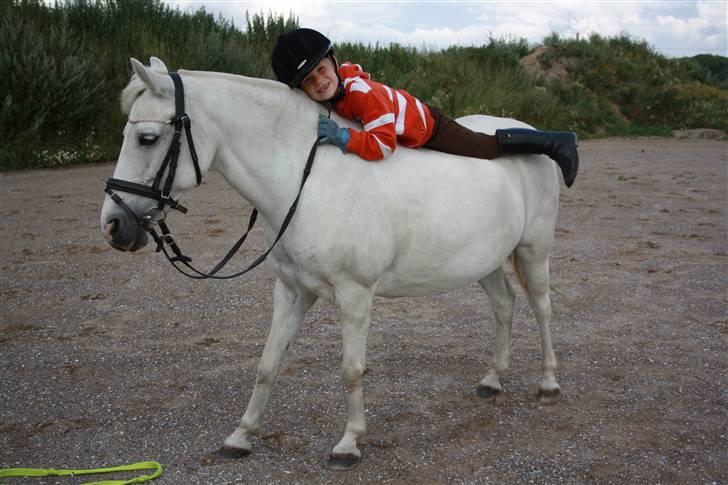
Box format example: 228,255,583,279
423,105,501,160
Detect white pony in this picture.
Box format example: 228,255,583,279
100,57,562,470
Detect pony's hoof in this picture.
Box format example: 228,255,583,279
537,388,560,405
475,385,502,399
326,453,360,471
217,446,251,459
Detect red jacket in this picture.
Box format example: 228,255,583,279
334,63,435,161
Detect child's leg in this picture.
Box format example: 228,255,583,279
423,106,578,188
423,106,501,159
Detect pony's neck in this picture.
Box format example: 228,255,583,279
185,71,323,224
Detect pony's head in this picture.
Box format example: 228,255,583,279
100,57,211,252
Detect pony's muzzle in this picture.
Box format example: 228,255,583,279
104,211,149,252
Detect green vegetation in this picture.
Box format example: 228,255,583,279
1,0,293,169
1,0,726,170
540,33,727,134
678,54,728,90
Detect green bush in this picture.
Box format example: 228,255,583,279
0,8,107,169
537,32,725,136
678,54,728,89
1,0,297,170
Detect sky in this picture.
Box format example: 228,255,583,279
164,0,728,58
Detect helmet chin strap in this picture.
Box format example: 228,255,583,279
322,53,345,107
329,52,340,71
324,82,346,107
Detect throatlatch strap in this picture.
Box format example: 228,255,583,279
169,72,201,185
183,116,201,184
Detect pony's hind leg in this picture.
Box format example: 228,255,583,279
220,278,317,458
514,246,560,404
327,282,375,471
476,266,516,399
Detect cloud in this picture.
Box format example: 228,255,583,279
165,0,727,56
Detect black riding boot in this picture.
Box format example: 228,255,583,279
496,128,579,188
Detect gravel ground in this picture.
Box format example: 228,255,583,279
1,137,726,484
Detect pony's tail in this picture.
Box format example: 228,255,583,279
509,251,564,305
509,251,531,303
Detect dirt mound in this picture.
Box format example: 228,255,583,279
519,46,576,84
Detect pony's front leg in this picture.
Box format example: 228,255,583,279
219,279,317,458
327,283,374,471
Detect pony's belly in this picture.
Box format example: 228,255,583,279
375,253,504,297
273,245,503,300
375,276,482,297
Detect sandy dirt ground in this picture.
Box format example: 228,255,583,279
1,137,726,484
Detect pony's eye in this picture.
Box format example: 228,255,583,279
139,134,159,146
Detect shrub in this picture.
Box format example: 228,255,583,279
1,0,298,170
678,54,728,89
538,33,727,135
0,7,108,169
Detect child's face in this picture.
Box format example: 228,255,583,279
301,57,338,102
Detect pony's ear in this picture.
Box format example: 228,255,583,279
130,57,172,95
149,56,169,73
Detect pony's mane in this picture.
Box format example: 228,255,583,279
120,69,292,115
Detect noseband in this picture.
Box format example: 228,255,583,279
105,71,320,279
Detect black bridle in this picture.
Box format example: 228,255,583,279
104,71,320,279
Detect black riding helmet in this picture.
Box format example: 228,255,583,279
272,28,335,88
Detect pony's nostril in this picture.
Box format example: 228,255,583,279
105,218,118,243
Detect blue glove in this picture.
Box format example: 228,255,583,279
318,115,350,153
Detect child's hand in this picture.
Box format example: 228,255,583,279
318,115,351,154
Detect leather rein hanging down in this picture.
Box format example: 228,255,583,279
105,71,322,280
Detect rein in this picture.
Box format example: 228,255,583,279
105,71,322,279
